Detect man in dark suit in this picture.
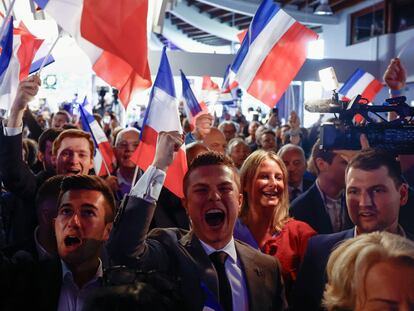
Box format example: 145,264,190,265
290,140,352,234
0,175,115,311
108,131,287,311
292,148,412,311
277,144,314,202
0,76,96,246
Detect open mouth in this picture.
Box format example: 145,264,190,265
263,191,278,198
67,169,81,175
205,209,225,226
64,236,82,247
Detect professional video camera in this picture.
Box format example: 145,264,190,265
305,93,414,154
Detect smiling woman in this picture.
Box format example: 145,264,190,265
234,150,316,299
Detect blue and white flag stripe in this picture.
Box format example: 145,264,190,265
338,68,367,95
0,18,13,79
181,70,203,117
236,10,294,89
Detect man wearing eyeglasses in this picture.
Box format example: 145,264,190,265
114,127,141,196
108,131,287,311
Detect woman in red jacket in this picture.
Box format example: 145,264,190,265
234,149,316,297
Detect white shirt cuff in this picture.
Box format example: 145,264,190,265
3,125,23,136
129,165,166,203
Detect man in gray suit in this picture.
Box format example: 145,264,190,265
107,131,286,311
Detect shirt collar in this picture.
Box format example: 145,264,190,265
199,238,238,264
116,170,131,186
315,179,343,202
353,225,407,238
289,181,303,193
61,258,103,283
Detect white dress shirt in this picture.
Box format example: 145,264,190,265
57,259,103,311
200,239,249,311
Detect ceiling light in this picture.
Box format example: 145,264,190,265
314,0,333,15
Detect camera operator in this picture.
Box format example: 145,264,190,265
383,58,414,187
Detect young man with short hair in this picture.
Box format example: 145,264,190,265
0,175,115,311
292,148,412,311
108,131,287,311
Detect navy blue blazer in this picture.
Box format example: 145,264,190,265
290,183,352,234
292,228,414,311
291,228,354,311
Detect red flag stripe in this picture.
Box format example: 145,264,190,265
247,21,317,108
361,79,383,103
131,126,187,198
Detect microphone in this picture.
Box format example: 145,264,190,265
304,99,342,113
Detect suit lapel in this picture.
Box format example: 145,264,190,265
236,242,264,311
311,185,334,233
179,232,219,303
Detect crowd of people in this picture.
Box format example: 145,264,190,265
0,57,412,310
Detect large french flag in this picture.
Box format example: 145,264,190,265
231,0,318,108
338,68,383,103
34,0,152,108
78,98,116,176
131,47,187,198
180,70,208,126
0,17,43,110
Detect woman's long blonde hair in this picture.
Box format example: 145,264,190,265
239,150,290,232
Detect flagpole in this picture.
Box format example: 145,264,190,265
0,0,16,40
38,34,61,75
130,165,140,194
78,103,112,177
97,148,112,177
397,35,414,58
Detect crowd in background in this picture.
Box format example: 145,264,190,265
0,57,412,310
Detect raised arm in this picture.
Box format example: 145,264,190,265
107,131,183,266
0,76,41,199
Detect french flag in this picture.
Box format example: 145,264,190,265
29,41,55,74
0,17,44,110
180,70,208,126
34,0,152,108
338,68,383,103
131,47,187,198
78,98,116,177
217,65,236,105
230,0,318,108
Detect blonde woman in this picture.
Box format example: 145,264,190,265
234,150,316,294
323,231,414,311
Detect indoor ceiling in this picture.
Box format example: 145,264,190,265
154,0,367,52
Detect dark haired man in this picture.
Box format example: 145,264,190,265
292,148,412,311
51,110,71,129
290,140,353,234
0,175,115,311
108,131,287,311
37,128,63,175
1,175,64,259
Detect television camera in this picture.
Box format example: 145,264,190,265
305,93,414,154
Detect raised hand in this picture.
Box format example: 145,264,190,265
8,75,41,127
152,131,184,172
383,58,406,91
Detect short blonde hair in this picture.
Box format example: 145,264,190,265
323,232,414,311
239,150,289,232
